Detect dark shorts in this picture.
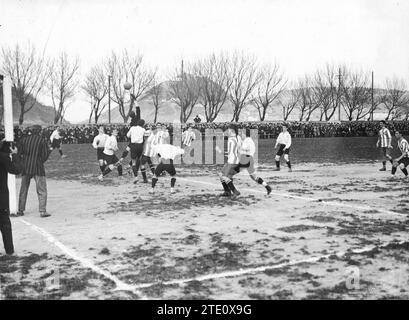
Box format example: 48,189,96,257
398,157,409,167
96,148,105,161
381,147,392,157
130,143,144,159
238,155,255,174
276,144,290,156
141,155,152,165
51,139,61,149
221,163,240,178
104,154,119,165
155,162,176,176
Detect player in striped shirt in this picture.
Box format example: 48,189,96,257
182,125,196,148
98,128,123,181
92,126,108,173
376,120,393,171
140,126,157,183
156,125,170,145
219,124,242,198
49,127,66,158
391,130,409,177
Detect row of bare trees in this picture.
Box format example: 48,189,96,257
2,43,409,124
279,65,409,122
167,53,286,123
1,43,80,124
82,51,156,124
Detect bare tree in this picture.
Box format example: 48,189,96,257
253,63,286,121
401,103,409,120
168,63,201,123
194,53,233,122
82,65,108,124
228,53,262,122
295,77,319,121
313,64,343,121
0,42,48,124
105,50,155,123
149,78,163,123
378,77,409,120
278,84,300,121
341,69,372,121
48,52,80,124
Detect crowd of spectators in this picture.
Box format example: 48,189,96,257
1,121,408,144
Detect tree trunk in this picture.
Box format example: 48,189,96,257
19,104,25,125
154,105,158,123
260,105,267,121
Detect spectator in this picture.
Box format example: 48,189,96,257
16,125,52,218
194,115,202,123
0,140,22,255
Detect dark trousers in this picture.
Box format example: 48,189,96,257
0,209,14,254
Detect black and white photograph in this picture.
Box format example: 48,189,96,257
0,0,409,305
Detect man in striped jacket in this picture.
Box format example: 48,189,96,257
16,125,52,218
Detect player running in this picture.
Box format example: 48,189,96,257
391,130,409,178
274,124,292,172
376,120,393,171
219,125,242,198
237,130,272,195
98,128,123,181
150,143,185,194
92,126,108,174
49,127,66,158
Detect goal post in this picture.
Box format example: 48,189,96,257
1,75,17,214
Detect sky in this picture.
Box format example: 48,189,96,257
1,0,409,122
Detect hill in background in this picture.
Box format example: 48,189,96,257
0,89,69,126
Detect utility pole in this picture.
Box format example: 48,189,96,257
371,71,374,121
181,59,184,79
338,67,342,121
108,75,111,124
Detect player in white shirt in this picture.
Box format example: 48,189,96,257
126,119,146,184
92,126,109,173
139,126,158,183
98,128,123,181
274,124,292,172
391,130,409,178
237,130,272,195
376,120,393,171
151,143,185,194
219,125,242,197
49,127,66,158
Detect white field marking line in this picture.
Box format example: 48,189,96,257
18,218,148,300
178,177,404,217
131,239,409,289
